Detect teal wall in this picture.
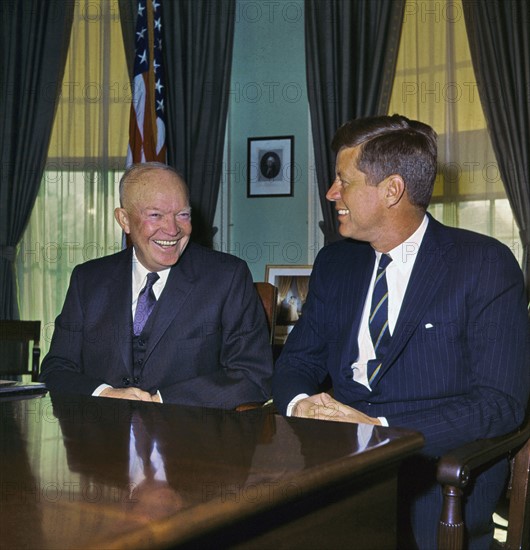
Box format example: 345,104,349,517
227,0,308,282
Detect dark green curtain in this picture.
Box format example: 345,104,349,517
0,0,74,318
462,0,530,298
305,0,405,243
163,0,236,248
118,0,137,80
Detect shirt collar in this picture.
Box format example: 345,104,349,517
132,248,171,295
375,214,429,274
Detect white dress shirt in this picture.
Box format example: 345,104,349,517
131,251,171,316
352,215,429,390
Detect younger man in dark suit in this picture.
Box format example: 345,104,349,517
272,115,529,548
41,163,273,408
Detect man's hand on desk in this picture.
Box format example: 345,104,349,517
99,387,159,402
292,392,381,425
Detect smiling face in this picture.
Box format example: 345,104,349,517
326,145,389,246
114,168,192,272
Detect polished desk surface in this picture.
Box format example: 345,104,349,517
0,393,423,549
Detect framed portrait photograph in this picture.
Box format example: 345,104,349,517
265,264,312,344
247,136,294,197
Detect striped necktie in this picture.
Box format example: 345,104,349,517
367,254,392,385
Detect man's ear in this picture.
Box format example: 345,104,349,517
384,175,406,207
114,207,130,234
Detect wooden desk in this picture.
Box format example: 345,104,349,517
0,394,423,549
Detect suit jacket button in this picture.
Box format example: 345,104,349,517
122,377,130,386
133,377,140,384
138,339,145,347
137,359,144,366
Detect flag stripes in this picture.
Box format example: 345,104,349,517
126,0,166,167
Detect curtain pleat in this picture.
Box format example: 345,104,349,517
162,0,236,248
305,0,405,243
462,0,530,297
0,0,74,318
118,0,138,81
16,1,129,356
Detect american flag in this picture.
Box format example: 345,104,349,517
126,0,166,166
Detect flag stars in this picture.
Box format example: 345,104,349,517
129,0,166,165
138,49,148,65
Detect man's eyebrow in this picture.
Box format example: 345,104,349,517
141,206,191,212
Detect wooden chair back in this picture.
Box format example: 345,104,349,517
254,282,278,345
0,321,41,381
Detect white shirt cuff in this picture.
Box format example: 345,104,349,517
93,383,112,396
286,393,309,416
378,416,388,426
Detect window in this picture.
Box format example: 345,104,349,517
16,1,130,353
388,0,521,263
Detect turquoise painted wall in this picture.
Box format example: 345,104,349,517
227,0,308,282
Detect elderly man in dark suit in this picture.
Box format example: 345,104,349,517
272,115,530,548
41,163,272,409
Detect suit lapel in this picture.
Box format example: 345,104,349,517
107,248,134,373
143,244,197,364
340,245,375,375
372,217,449,384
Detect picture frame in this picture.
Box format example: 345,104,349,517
247,135,294,197
265,264,312,344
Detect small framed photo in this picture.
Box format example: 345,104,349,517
265,264,312,344
247,135,294,197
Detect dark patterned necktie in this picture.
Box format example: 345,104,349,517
367,254,392,384
133,272,159,336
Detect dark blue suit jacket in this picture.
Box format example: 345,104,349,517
273,215,529,457
41,242,273,409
